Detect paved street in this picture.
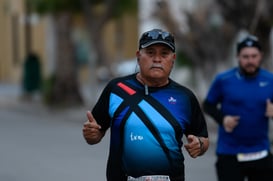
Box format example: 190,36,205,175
0,84,218,181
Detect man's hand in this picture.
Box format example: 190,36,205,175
184,135,207,158
82,111,104,145
223,115,240,132
265,99,273,119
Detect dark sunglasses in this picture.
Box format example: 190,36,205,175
143,30,174,41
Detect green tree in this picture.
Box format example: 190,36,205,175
79,0,137,69
27,0,137,107
27,0,85,107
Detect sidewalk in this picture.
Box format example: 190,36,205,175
0,83,90,125
0,83,21,106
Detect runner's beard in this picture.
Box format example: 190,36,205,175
239,65,260,77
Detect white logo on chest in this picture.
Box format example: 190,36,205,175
130,132,144,141
168,96,177,104
259,82,268,87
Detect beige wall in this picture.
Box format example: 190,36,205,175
0,0,14,82
104,15,138,63
0,0,138,84
0,0,46,83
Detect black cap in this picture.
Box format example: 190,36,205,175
237,35,262,54
139,29,175,52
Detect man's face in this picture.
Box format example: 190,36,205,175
238,47,262,76
136,44,176,80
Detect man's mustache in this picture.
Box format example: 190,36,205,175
245,64,257,68
150,64,163,69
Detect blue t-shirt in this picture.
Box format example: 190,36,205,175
205,67,273,155
92,73,208,180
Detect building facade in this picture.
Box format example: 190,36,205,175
0,0,138,85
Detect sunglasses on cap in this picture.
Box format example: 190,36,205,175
145,30,173,40
139,29,175,52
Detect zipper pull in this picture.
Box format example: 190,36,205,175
144,84,149,95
